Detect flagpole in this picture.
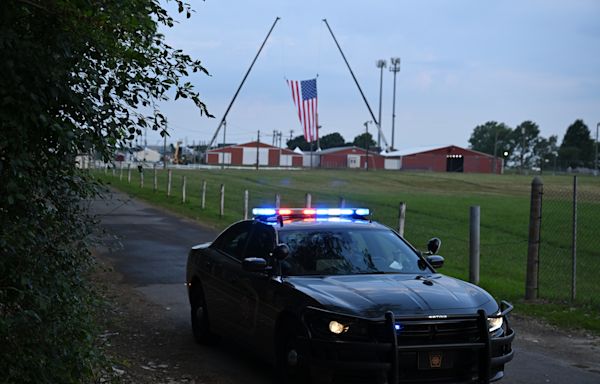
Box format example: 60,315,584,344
323,19,390,150
206,17,280,151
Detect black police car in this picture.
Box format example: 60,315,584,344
186,208,514,383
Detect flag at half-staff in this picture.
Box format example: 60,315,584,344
287,78,318,143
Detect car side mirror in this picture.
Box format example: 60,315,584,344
242,257,268,272
426,255,444,269
427,237,441,255
272,243,290,261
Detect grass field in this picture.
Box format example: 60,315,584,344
94,167,600,332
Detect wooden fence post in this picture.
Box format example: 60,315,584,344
305,193,312,208
339,197,346,208
201,180,206,209
398,202,406,237
182,176,187,203
469,206,480,285
167,169,172,197
243,190,249,219
220,184,225,218
153,165,157,192
139,168,144,189
127,164,131,184
275,193,281,209
525,176,543,300
119,164,123,181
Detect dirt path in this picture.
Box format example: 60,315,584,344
97,261,272,384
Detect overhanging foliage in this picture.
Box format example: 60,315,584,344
0,1,211,382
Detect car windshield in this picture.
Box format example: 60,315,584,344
277,228,428,276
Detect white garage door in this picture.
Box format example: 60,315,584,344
243,147,269,166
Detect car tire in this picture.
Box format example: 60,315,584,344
190,284,217,345
277,321,313,384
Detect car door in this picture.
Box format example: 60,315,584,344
204,221,252,334
233,222,279,348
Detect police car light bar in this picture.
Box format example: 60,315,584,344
251,208,370,218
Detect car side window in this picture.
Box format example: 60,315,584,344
244,222,276,260
212,221,252,261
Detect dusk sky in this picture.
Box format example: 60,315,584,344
148,0,600,151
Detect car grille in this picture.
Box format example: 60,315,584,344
395,318,481,344
367,317,485,383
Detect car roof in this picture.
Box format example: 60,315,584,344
258,218,390,232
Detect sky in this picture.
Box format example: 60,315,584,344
146,0,600,151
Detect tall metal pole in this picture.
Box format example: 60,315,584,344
571,175,577,300
389,58,400,150
376,60,386,150
207,17,280,150
323,19,389,150
595,122,599,174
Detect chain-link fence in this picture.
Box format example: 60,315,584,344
539,176,600,308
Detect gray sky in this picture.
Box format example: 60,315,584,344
148,0,600,150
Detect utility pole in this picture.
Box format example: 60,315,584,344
376,60,386,150
316,112,320,151
222,120,227,148
317,124,321,151
492,127,499,174
256,130,260,170
521,125,526,173
389,58,401,150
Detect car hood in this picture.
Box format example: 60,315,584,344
286,274,496,318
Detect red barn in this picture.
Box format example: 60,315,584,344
205,141,302,167
383,145,503,174
318,146,385,170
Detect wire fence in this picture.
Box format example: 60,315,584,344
539,176,600,308
95,166,600,308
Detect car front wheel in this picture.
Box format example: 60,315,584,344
277,321,320,384
190,283,217,344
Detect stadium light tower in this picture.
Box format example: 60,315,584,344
376,60,387,150
389,57,401,150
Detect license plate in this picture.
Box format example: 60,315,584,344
417,351,454,370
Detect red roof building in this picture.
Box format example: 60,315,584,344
317,146,385,170
205,141,302,167
383,145,503,174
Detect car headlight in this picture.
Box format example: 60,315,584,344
304,307,369,339
488,315,503,333
328,320,349,334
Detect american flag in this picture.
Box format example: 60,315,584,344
287,78,318,143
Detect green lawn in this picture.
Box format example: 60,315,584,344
94,167,600,333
